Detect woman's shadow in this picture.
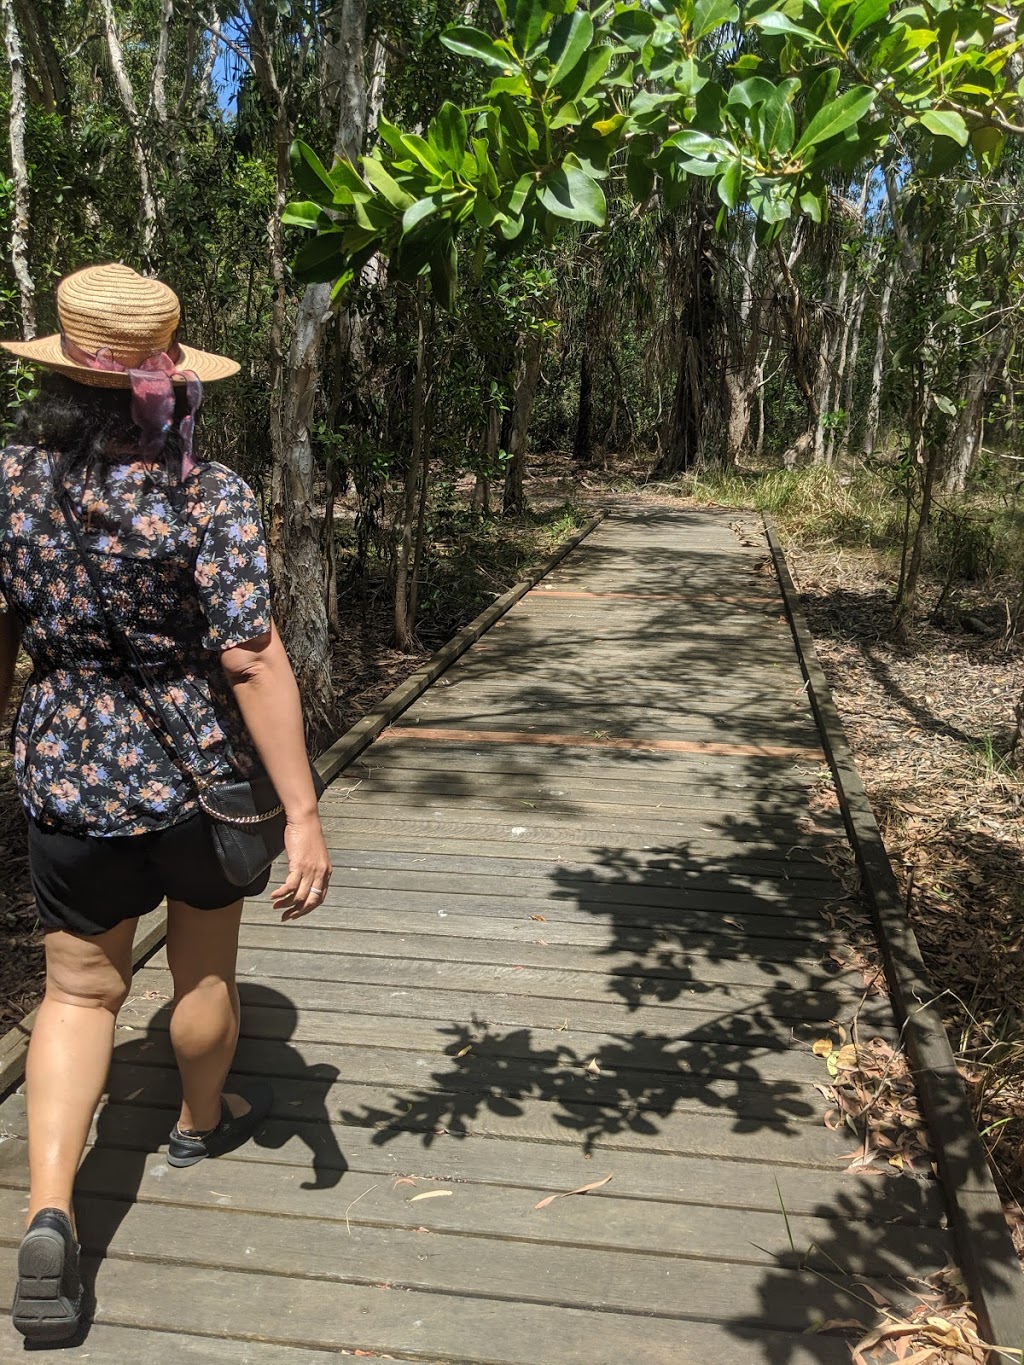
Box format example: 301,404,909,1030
66,982,346,1343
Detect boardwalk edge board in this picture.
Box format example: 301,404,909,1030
764,513,1024,1359
0,511,608,1102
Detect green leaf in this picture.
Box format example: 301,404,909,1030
292,231,346,284
441,26,516,72
330,158,372,202
692,0,739,39
760,79,799,153
558,42,613,100
626,137,656,201
361,156,415,210
547,11,595,89
551,100,582,128
512,0,548,55
611,9,658,48
536,164,606,224
748,11,829,46
727,76,778,108
289,141,336,205
429,235,459,311
795,86,876,154
506,172,534,216
920,108,969,146
799,188,825,222
430,102,469,172
401,195,443,237
848,0,889,39
932,392,957,417
281,200,331,229
716,158,742,208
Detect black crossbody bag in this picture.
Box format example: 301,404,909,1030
54,474,324,886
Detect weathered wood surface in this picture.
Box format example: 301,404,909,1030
0,508,959,1361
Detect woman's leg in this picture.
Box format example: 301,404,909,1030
25,919,138,1230
166,898,251,1134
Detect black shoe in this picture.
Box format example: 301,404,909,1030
166,1080,274,1168
11,1208,83,1344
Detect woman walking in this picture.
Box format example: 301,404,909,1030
0,264,331,1343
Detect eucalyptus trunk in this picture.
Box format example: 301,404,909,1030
264,0,369,734
863,267,895,458
1,0,34,336
100,0,159,263
503,334,542,515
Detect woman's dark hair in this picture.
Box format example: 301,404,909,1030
15,372,197,485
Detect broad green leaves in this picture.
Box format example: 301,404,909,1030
537,163,606,224
287,0,1023,303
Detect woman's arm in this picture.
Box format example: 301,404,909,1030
220,623,331,920
0,611,21,722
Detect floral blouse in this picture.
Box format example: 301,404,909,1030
0,445,272,836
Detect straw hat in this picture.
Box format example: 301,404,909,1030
1,263,239,386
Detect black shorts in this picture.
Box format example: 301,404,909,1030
28,813,272,937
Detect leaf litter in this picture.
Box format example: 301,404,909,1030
534,1173,613,1210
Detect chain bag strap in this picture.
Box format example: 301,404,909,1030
50,456,322,883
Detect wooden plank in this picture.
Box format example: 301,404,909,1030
224,931,847,993
365,737,824,780
127,966,899,1047
0,1095,941,1224
347,744,826,785
242,887,838,939
0,1320,337,1364
380,724,823,764
115,996,873,1084
238,915,840,966
317,837,839,885
250,867,843,916
283,848,841,895
94,1059,889,1158
220,944,867,1007
0,1176,949,1290
111,1015,839,1088
0,1247,858,1364
317,806,844,851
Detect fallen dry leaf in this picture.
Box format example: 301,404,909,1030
534,1173,613,1210
586,1058,601,1075
530,914,547,922
408,1190,452,1202
812,1037,834,1058
393,1177,418,1188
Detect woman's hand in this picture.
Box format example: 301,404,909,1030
272,816,333,921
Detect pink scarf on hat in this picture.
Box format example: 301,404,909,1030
61,335,203,479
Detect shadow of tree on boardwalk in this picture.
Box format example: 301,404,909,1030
331,724,1023,1359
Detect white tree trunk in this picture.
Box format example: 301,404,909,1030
100,0,159,261
150,0,172,122
862,268,895,458
268,0,369,730
196,18,220,109
1,0,34,336
839,280,869,454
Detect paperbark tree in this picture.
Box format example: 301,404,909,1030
249,0,370,733
1,0,34,336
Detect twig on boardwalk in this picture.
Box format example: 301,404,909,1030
344,1183,379,1236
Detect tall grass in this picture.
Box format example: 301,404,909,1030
680,465,907,550
678,463,1024,579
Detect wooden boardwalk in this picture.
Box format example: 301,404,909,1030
0,508,959,1361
